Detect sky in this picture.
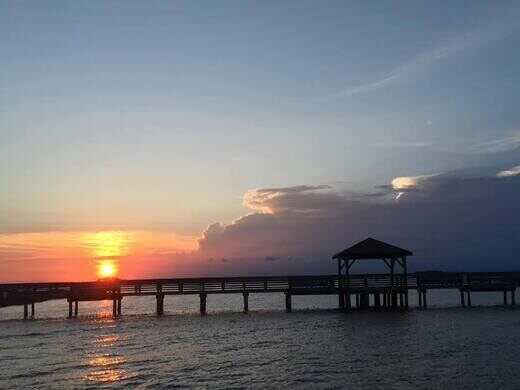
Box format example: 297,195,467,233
1,1,519,281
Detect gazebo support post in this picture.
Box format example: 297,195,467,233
402,256,408,307
338,259,345,309
390,258,395,307
345,259,353,309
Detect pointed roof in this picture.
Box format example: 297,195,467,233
333,237,412,259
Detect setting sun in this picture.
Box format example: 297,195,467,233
98,261,117,279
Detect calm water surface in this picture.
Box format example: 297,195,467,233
1,291,519,389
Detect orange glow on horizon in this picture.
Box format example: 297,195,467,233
0,230,200,282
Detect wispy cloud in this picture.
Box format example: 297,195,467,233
371,140,438,149
372,131,520,155
335,15,520,98
464,132,520,154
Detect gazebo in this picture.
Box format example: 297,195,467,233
333,237,413,309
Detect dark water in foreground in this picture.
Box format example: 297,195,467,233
1,291,520,389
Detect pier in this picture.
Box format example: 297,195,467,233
1,239,518,319
1,272,519,319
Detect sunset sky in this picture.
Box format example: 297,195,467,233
1,1,519,282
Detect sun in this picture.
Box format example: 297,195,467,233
98,261,117,279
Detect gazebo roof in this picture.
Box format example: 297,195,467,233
333,237,412,260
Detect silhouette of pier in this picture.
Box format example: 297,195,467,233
0,238,518,319
1,272,519,319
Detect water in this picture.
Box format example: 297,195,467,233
1,291,520,389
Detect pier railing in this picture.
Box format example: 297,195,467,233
2,272,520,301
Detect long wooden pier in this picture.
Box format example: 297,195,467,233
1,272,518,319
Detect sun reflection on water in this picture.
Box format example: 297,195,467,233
84,323,138,383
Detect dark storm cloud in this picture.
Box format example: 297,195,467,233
198,166,520,272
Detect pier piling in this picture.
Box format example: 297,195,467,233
156,294,164,316
200,293,207,315
285,292,292,312
339,292,345,309
243,292,249,313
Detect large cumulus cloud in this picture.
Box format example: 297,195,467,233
198,165,520,272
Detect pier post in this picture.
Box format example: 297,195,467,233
74,301,78,317
355,294,360,308
243,292,249,313
112,299,117,317
512,290,516,305
24,303,28,319
503,291,508,306
285,292,292,312
68,300,73,318
423,290,427,309
339,292,345,309
156,293,164,316
460,290,465,307
467,291,472,307
359,293,365,308
31,303,35,317
374,293,381,308
199,293,207,315
117,298,122,316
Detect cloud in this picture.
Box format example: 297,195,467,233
464,132,520,154
243,185,332,213
335,13,520,98
497,165,520,178
336,74,398,98
391,174,439,200
371,131,520,156
371,140,439,149
198,169,520,272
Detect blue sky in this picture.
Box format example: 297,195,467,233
1,1,519,278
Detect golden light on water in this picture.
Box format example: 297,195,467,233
85,333,137,383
